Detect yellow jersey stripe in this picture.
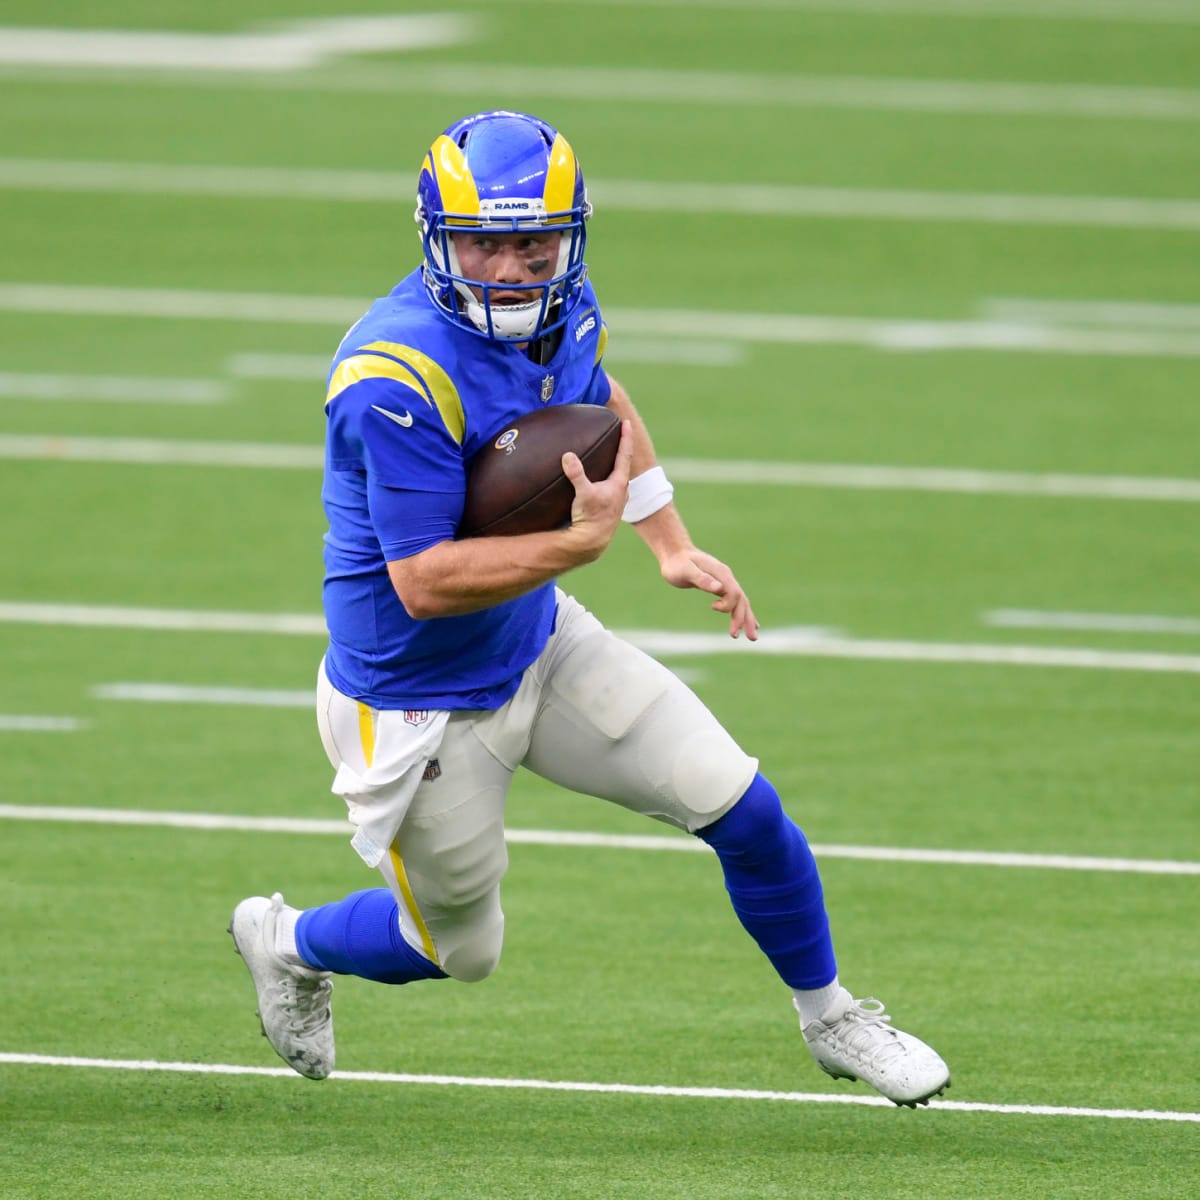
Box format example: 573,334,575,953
325,345,466,446
359,341,465,445
389,843,440,965
595,322,609,365
326,353,429,410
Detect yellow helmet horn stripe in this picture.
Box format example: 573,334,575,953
542,133,578,223
426,134,480,220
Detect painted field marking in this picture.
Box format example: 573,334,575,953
228,353,333,380
93,683,316,708
987,610,1200,635
1,1052,1196,1122
0,17,471,71
3,602,1200,670
983,297,1200,330
0,716,86,732
523,0,1200,26
7,600,1200,667
228,339,744,379
0,371,226,405
0,603,327,635
75,633,1200,678
4,62,1198,124
0,282,360,324
5,284,1200,361
5,159,1200,232
2,436,1198,502
0,435,323,469
662,459,1200,502
1,803,1194,877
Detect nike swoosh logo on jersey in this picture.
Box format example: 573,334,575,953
371,404,413,428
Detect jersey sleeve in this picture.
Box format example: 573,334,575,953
325,341,469,555
325,342,467,488
368,480,463,560
583,359,612,407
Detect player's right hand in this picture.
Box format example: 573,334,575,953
561,419,634,559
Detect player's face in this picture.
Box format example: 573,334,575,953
450,230,562,305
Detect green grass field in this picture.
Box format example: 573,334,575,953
2,2,1199,1197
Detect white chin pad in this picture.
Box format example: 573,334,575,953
454,283,543,340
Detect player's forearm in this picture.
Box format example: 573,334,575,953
605,380,658,478
388,528,602,619
605,376,691,561
630,500,694,563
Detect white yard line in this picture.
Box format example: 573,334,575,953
93,683,316,708
0,603,327,635
2,435,1198,502
522,0,1200,25
600,338,746,367
0,599,1197,670
0,435,323,469
0,715,86,732
3,63,1198,122
0,371,226,405
662,459,1200,502
5,284,1200,360
228,339,744,377
0,282,361,324
0,17,472,71
0,1052,1196,1121
5,160,1200,231
982,298,1200,330
987,610,1200,635
0,804,1196,877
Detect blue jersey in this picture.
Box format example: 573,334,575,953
321,270,612,710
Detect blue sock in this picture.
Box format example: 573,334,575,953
696,773,838,990
295,888,447,985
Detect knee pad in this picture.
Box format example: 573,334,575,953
435,906,505,983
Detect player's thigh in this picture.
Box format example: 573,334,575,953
524,620,757,832
392,710,513,918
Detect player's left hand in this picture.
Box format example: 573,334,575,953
659,548,759,641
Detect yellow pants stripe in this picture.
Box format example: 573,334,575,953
358,701,439,966
356,701,376,767
389,844,440,966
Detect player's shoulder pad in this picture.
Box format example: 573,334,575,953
325,296,466,446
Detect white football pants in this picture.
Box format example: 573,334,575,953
316,590,757,982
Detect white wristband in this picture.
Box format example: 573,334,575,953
622,465,675,523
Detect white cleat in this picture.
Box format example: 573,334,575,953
799,988,950,1107
229,893,335,1080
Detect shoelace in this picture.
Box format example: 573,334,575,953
276,973,332,1036
831,997,906,1065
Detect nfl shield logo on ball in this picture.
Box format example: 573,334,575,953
403,710,428,727
541,374,555,402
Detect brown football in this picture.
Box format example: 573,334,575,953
459,404,621,538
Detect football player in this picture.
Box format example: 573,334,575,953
231,110,949,1106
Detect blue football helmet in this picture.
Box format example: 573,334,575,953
415,111,592,342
